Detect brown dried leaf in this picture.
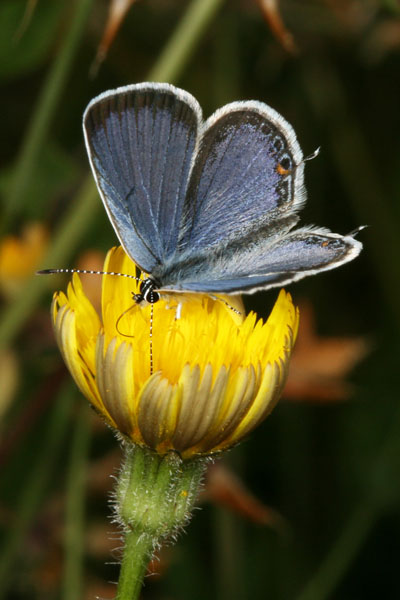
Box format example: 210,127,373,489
256,0,298,54
87,446,122,494
284,301,370,402
360,20,400,64
323,0,377,32
91,0,139,77
203,462,287,532
86,521,121,558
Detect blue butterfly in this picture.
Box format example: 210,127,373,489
82,82,362,303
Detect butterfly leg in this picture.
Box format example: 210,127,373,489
164,300,183,320
209,295,242,317
174,302,182,321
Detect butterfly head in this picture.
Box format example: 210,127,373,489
133,278,160,305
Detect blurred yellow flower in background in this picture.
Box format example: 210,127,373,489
52,246,298,459
0,222,48,297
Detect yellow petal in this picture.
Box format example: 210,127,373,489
51,246,298,458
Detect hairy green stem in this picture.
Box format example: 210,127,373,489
116,529,155,600
114,444,207,599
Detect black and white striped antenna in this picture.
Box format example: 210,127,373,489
37,267,141,282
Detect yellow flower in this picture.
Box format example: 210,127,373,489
0,222,48,296
52,247,299,459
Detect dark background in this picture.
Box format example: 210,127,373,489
1,1,400,598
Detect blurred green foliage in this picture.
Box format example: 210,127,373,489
1,1,400,599
0,0,64,81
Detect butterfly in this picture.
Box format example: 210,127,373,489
81,82,362,304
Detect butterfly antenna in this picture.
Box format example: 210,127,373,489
347,225,368,237
303,147,321,163
37,267,141,282
149,303,154,376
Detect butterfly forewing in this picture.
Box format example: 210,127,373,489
83,83,202,273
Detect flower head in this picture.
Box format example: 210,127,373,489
52,247,298,459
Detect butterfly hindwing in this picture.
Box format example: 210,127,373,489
177,101,305,253
160,228,362,293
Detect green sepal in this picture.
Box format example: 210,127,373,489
115,443,207,542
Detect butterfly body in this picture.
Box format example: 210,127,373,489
83,82,362,298
133,278,160,305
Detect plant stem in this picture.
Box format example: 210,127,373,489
114,445,207,599
296,405,400,600
0,383,75,599
214,505,246,600
62,404,92,600
0,177,99,350
3,0,95,232
116,529,155,600
149,0,225,83
301,61,400,328
0,0,226,350
295,502,375,600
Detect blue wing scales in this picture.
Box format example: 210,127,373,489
177,101,305,253
160,228,362,294
83,83,202,273
83,83,362,295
